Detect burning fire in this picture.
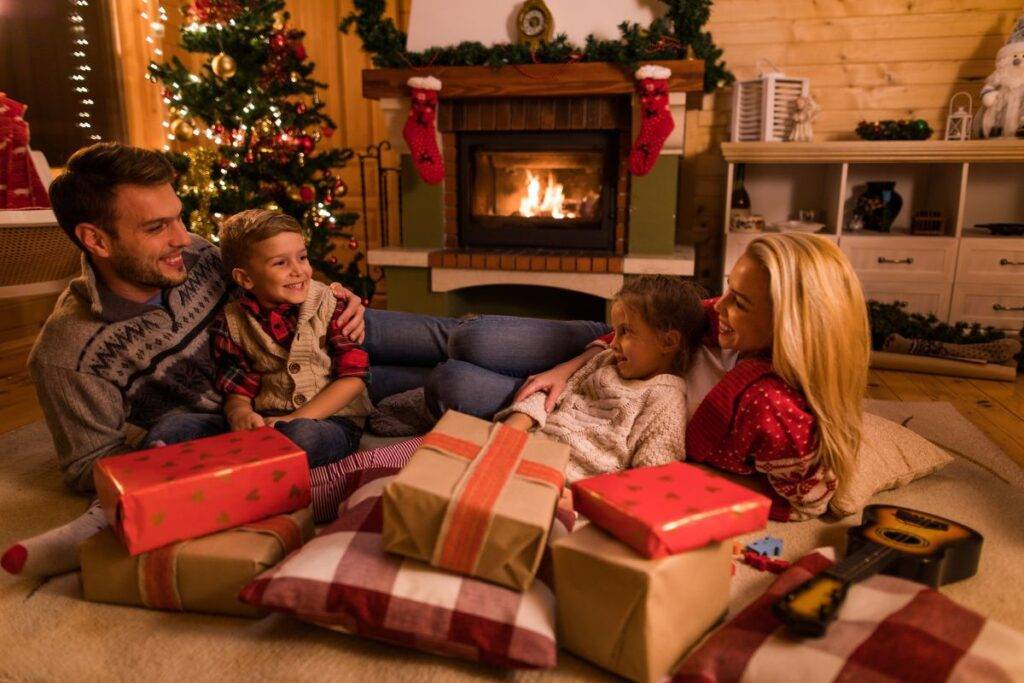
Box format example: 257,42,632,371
517,171,576,219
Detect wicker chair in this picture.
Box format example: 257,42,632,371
0,151,80,298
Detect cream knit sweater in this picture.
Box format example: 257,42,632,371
496,349,688,482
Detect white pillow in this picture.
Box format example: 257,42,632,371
830,413,953,517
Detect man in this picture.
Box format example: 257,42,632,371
31,142,363,492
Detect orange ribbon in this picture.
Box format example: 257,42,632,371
137,513,304,611
423,425,564,577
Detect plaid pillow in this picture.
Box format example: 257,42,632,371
674,548,1024,682
309,437,424,524
241,461,574,669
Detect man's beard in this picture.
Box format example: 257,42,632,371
108,244,188,289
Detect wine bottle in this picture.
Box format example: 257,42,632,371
730,164,751,229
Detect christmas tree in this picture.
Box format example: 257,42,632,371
147,0,376,300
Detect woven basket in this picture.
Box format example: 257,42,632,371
0,217,80,287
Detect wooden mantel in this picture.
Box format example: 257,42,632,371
362,59,704,100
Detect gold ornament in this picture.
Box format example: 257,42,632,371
297,152,305,166
310,129,322,143
181,147,221,240
272,10,286,30
289,71,301,83
264,201,281,211
211,52,237,79
169,117,194,140
254,117,275,137
286,186,303,202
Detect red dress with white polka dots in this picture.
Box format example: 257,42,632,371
684,355,836,521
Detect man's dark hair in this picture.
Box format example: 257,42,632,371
48,142,174,249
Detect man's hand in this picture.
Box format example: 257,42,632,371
329,282,366,344
227,409,265,432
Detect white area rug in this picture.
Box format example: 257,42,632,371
1,401,1021,681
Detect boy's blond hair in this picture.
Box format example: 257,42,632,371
219,209,304,272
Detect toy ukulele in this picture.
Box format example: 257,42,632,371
774,505,983,637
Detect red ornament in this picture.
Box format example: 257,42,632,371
348,239,359,250
293,42,307,61
299,185,316,203
244,151,255,163
162,88,173,100
297,136,314,154
270,32,288,50
334,179,348,197
321,126,335,138
212,123,225,135
323,191,333,205
295,102,307,115
326,256,338,265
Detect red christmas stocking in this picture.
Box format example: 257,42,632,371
628,65,674,176
403,76,444,185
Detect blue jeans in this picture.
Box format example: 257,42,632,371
144,412,363,468
362,309,610,420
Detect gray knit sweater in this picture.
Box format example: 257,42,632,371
496,349,688,482
28,234,227,491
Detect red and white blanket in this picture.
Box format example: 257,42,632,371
675,548,1024,682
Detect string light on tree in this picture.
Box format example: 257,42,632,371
67,0,101,142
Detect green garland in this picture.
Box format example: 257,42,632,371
868,300,1023,373
339,0,733,94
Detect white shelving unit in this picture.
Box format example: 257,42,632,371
721,140,1024,331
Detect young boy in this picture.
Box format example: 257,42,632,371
145,209,372,467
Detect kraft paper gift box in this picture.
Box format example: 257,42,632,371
94,426,311,555
552,524,732,683
382,410,570,591
573,462,771,559
80,508,314,618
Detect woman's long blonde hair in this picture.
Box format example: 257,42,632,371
745,233,870,482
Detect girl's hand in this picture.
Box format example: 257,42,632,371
329,283,366,344
228,410,265,432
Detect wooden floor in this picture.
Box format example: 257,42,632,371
1,293,1022,467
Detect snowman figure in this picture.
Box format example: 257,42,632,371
976,11,1024,138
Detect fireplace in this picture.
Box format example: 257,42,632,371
458,131,619,250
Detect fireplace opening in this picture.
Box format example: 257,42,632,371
458,131,619,251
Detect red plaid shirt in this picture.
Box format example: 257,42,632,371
211,290,369,399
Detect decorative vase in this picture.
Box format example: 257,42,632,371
854,181,903,232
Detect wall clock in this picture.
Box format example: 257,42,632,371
516,0,553,48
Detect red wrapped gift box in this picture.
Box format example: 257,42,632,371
572,462,770,559
94,427,311,555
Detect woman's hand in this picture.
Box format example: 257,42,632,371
514,346,602,412
329,283,366,344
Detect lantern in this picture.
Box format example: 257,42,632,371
945,92,973,141
730,59,810,142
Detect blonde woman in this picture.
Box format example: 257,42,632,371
517,233,870,521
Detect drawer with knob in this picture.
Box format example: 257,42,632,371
949,283,1024,330
840,236,957,282
954,237,1024,285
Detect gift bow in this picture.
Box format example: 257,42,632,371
423,424,564,576
137,513,305,611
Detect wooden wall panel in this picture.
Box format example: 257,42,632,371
681,0,1022,288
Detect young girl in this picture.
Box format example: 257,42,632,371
517,234,870,520
498,275,706,482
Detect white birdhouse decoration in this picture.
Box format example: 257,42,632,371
945,92,973,141
730,60,810,142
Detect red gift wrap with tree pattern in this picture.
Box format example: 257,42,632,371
93,427,311,555
572,462,770,559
